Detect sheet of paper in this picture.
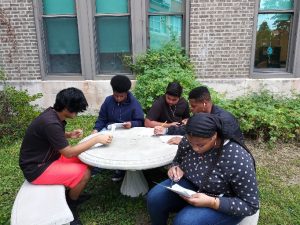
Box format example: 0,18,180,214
154,182,196,198
107,123,125,130
166,184,196,198
159,135,183,143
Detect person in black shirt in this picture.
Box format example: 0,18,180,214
19,87,113,225
154,86,244,145
145,82,190,128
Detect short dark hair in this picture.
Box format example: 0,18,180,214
110,75,131,93
53,87,88,113
188,86,211,101
165,82,183,97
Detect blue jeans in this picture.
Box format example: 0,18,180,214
147,178,244,225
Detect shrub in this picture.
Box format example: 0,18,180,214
220,90,300,145
124,41,200,112
0,69,42,142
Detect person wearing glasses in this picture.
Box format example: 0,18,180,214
92,75,144,182
145,82,190,128
154,86,244,145
19,88,113,225
147,113,259,225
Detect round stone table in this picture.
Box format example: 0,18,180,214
79,127,179,197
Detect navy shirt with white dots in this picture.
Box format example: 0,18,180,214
172,137,259,217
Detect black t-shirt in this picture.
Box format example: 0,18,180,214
146,95,190,123
19,107,69,182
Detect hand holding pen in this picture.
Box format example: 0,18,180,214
168,166,184,183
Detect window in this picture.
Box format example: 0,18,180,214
95,0,131,74
148,0,184,49
34,0,188,79
42,0,81,74
253,0,296,74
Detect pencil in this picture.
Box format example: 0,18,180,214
161,121,167,127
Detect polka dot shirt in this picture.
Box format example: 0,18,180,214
172,137,259,217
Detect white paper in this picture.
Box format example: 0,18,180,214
159,135,183,143
107,123,125,130
154,182,196,198
166,184,196,198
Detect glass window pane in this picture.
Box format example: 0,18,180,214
255,14,291,69
96,17,131,74
43,0,76,15
149,0,184,13
96,0,128,13
149,15,182,49
259,0,293,10
44,18,81,73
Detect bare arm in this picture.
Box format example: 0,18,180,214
145,118,179,128
60,134,112,158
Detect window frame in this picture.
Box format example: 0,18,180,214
250,0,300,78
146,0,187,49
34,0,190,80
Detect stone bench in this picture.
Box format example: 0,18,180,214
11,180,73,225
238,210,260,225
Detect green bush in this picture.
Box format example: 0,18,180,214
124,41,200,112
0,70,42,142
220,90,300,145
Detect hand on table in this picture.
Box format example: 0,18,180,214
154,126,166,135
91,129,98,134
167,137,182,145
122,122,132,129
97,134,113,145
168,166,184,182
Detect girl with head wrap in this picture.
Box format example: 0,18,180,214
147,113,259,225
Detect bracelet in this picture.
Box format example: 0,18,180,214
212,197,218,210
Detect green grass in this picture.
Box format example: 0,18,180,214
0,115,299,225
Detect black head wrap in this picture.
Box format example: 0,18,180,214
186,113,256,170
186,113,222,138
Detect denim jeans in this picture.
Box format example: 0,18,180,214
147,178,244,225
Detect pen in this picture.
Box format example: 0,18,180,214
161,121,167,128
171,166,177,187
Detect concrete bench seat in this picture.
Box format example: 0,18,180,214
238,210,260,225
11,180,73,225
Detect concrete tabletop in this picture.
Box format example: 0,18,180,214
78,127,179,170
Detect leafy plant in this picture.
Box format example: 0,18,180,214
124,41,200,112
0,69,42,142
220,90,300,145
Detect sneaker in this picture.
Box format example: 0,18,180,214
111,170,125,182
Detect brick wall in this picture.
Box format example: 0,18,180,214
189,0,256,78
0,0,41,80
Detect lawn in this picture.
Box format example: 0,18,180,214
0,116,299,225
